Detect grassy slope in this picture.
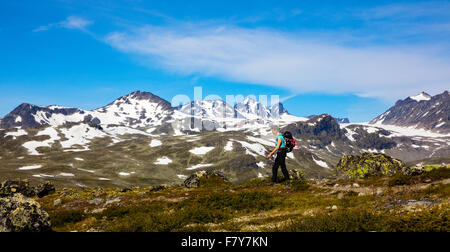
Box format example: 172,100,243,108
36,167,450,232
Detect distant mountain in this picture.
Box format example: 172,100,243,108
0,91,304,131
370,91,449,133
178,100,235,119
234,98,273,120
0,91,173,129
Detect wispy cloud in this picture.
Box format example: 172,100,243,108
33,16,93,32
357,1,450,20
104,24,450,100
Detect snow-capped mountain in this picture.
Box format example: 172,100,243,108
0,91,305,136
177,100,235,119
370,91,449,133
0,91,174,129
234,98,274,120
92,91,173,128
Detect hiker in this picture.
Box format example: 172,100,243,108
267,126,290,183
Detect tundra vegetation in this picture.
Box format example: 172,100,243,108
30,166,450,231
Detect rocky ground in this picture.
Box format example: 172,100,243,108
1,154,448,232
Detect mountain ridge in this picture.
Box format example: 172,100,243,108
370,90,449,133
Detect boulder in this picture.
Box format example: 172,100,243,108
150,185,168,192
0,194,51,232
0,180,55,198
35,182,55,198
184,171,228,189
401,166,427,176
335,153,405,179
0,180,36,198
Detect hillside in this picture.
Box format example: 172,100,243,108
22,163,450,232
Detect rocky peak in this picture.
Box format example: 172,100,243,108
270,102,288,118
283,114,345,146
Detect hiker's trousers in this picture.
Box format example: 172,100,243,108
272,150,289,182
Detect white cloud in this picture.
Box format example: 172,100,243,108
60,16,93,30
104,24,450,100
33,16,93,32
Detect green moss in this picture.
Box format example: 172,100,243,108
49,209,85,228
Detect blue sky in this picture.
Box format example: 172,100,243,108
1,0,450,122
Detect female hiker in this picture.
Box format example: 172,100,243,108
267,126,290,183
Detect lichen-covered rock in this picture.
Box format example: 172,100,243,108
184,171,228,188
0,180,36,198
335,153,405,179
0,180,55,198
402,166,427,176
35,182,55,198
150,185,168,192
289,169,305,180
0,194,51,232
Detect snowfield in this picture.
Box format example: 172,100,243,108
60,124,107,149
22,127,61,155
357,123,450,138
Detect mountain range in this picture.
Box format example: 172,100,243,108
0,90,448,188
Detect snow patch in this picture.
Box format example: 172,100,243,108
154,156,172,165
59,173,75,177
186,163,213,170
189,146,215,155
77,168,95,173
410,92,431,102
5,129,27,139
33,174,54,178
18,165,42,170
150,139,162,147
224,141,234,151
312,156,329,168
236,141,266,157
